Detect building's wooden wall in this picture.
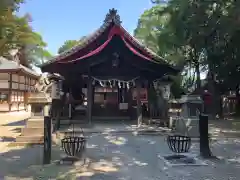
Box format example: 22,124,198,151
0,72,38,112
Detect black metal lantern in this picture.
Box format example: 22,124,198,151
167,135,191,153
61,126,86,159
61,136,86,158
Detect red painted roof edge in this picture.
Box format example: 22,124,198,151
40,9,177,70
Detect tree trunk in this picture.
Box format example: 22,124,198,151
207,63,221,119
195,63,201,90
199,114,213,158
235,85,240,116
195,62,214,158
52,99,61,131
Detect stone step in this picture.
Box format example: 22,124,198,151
16,135,43,143
26,119,44,128
7,141,43,147
21,127,44,136
29,117,44,121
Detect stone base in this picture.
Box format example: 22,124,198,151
15,117,44,145
56,156,87,166
158,153,207,167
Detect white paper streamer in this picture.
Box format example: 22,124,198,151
91,76,139,89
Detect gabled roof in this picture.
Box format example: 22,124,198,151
0,56,40,78
41,9,178,69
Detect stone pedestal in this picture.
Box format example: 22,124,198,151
14,92,51,146
170,95,203,137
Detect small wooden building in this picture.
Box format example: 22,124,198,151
0,57,40,112
40,9,180,123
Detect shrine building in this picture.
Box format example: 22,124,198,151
0,56,39,112
40,9,180,123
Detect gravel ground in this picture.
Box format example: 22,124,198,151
0,132,240,180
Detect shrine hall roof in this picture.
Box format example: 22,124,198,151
40,9,180,72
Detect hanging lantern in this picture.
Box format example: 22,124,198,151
153,81,160,95
153,80,171,100
160,84,171,100
51,80,61,99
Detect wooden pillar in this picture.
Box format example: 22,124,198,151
43,105,51,164
199,114,213,158
8,73,12,112
136,80,142,126
17,74,20,111
87,76,93,124
92,84,95,114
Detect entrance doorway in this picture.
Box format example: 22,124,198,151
93,87,130,117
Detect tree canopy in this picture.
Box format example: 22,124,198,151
134,0,240,115
0,0,52,68
135,0,240,94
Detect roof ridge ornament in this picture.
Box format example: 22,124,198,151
104,8,122,25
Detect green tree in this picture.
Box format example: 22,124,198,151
153,0,240,117
134,5,185,98
150,0,240,158
0,1,52,67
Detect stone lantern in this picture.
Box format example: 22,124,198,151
28,92,51,117
28,75,52,117
174,95,203,137
153,78,171,100
153,78,172,122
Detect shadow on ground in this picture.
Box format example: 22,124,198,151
0,142,123,180
0,136,16,142
2,119,27,127
209,120,240,138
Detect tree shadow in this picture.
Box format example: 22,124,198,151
10,127,22,134
0,142,124,179
2,119,27,127
0,130,164,179
0,136,16,142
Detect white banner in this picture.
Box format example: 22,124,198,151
51,81,61,99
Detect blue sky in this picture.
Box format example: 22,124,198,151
19,0,153,55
